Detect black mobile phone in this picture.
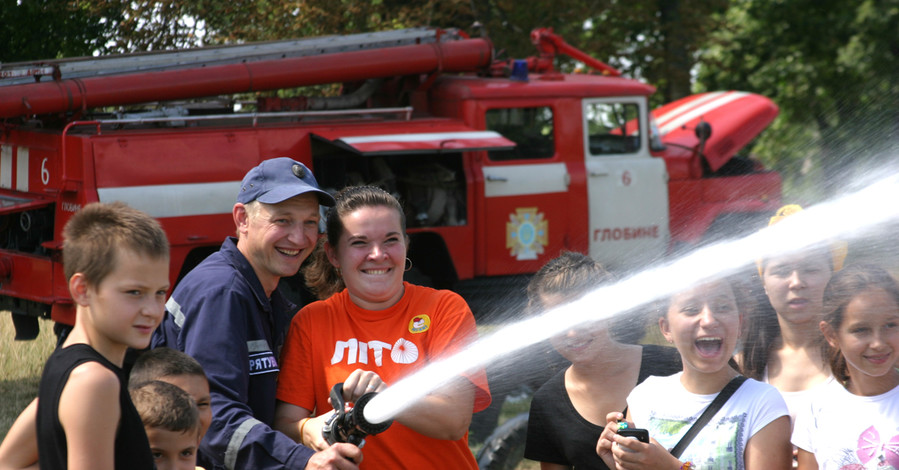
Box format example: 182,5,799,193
618,428,649,443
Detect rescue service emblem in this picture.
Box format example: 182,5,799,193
506,207,548,260
247,340,279,375
409,314,430,333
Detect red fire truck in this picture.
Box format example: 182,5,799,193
0,27,781,339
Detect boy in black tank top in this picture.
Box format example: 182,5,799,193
35,202,170,470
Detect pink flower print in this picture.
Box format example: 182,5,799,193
856,426,899,468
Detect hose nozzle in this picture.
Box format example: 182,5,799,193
322,382,393,447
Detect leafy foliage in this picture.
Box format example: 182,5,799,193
0,0,122,62
107,1,206,51
188,0,474,42
696,0,899,197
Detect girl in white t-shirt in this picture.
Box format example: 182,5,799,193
597,276,792,470
742,204,847,467
742,205,846,425
792,264,899,470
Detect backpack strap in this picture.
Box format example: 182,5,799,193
669,375,748,459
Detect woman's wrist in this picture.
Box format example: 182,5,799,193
679,461,694,470
298,418,310,446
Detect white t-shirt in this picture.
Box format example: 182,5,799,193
763,367,836,428
792,379,899,470
627,373,788,470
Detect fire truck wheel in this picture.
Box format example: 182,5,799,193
475,412,529,470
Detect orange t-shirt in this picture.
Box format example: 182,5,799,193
277,283,491,470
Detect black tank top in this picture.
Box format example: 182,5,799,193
37,343,154,470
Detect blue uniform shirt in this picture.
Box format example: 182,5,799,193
153,237,314,469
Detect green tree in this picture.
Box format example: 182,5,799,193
0,0,122,62
188,0,475,43
696,0,899,198
106,1,205,51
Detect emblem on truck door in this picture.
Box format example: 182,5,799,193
506,208,548,260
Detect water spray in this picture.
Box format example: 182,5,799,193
322,382,393,447
362,172,899,425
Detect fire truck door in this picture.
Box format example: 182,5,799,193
583,98,669,271
481,106,569,276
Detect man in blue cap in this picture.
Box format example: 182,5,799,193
153,158,362,469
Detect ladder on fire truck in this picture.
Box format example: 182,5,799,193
0,27,467,86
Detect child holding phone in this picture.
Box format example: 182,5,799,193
597,276,792,470
792,264,899,469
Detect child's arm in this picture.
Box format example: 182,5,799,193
795,449,819,470
0,398,39,470
58,362,122,470
744,415,792,470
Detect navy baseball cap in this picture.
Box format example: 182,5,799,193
237,158,336,206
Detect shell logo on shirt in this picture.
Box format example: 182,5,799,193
409,314,430,333
506,207,548,260
391,338,419,364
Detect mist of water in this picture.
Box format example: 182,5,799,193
363,171,899,425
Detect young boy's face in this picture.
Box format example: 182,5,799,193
145,426,199,470
80,248,170,352
161,374,212,440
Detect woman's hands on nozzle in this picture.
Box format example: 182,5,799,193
341,369,385,403
300,411,337,452
305,369,387,451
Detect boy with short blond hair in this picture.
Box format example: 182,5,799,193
130,381,202,470
36,201,170,470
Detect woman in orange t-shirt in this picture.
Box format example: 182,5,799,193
274,185,491,470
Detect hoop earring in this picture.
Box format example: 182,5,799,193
404,258,413,272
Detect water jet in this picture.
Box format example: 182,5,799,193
363,172,899,425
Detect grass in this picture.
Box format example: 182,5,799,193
0,313,56,440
